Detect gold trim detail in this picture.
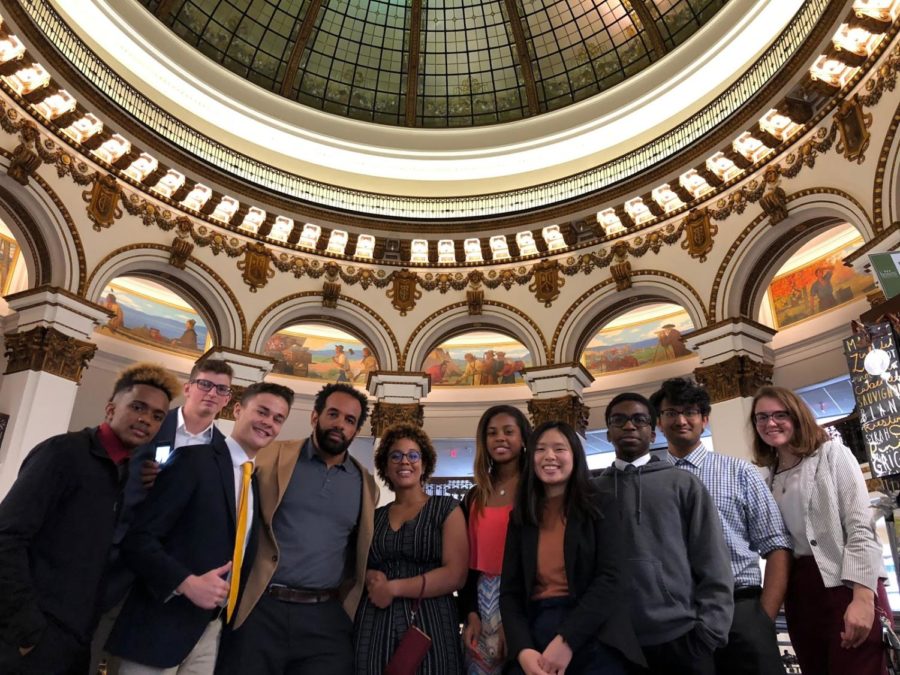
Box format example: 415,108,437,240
528,259,564,307
693,354,773,404
3,325,96,382
237,242,274,293
681,208,717,262
371,401,424,438
835,95,873,164
387,269,421,316
83,173,123,231
528,395,589,436
7,141,40,185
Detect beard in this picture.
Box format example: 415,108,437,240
314,423,352,456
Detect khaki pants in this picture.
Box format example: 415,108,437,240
119,620,221,675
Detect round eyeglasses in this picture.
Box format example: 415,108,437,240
388,450,421,464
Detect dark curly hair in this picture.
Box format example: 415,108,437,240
374,423,437,491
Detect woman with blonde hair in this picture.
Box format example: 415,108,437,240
751,385,891,675
460,405,531,674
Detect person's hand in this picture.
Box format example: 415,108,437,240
365,569,383,586
17,644,34,657
463,612,482,653
366,571,395,608
140,460,160,490
177,562,232,610
518,648,552,675
841,594,875,648
540,635,573,674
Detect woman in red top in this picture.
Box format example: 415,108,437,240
461,405,531,674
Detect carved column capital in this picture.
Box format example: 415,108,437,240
217,384,246,422
371,401,424,438
693,355,773,404
3,325,97,382
527,395,590,436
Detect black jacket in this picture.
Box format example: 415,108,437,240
500,501,646,668
107,438,258,668
0,427,127,649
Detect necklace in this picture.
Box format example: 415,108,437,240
770,456,803,494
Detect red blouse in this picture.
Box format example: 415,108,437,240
468,503,514,575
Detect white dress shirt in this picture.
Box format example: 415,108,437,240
174,407,216,450
614,453,653,471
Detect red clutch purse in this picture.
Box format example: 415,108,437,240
385,575,432,675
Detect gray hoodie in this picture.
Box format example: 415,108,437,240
593,456,734,650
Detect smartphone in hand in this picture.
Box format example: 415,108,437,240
154,444,172,464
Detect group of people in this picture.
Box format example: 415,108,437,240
0,359,890,675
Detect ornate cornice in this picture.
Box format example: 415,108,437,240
3,324,96,382
370,401,424,438
527,395,590,436
693,354,773,404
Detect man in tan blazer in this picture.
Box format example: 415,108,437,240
219,383,378,675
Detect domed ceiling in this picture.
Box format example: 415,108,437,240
139,0,728,127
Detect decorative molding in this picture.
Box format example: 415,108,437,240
7,141,40,185
693,354,773,403
527,395,590,436
322,279,341,309
387,269,421,316
466,283,483,315
371,401,424,438
169,236,193,270
237,242,274,292
835,95,873,164
528,259,564,307
872,103,899,233
609,243,632,291
3,325,96,382
680,208,717,262
82,173,123,231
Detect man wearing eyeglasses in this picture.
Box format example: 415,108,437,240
594,392,733,675
650,378,791,675
219,382,379,675
91,359,234,673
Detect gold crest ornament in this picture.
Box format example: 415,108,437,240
237,242,274,292
681,208,718,262
528,259,564,307
83,173,122,231
387,269,421,315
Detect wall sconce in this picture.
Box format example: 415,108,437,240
597,209,625,235
93,134,131,164
268,216,294,242
239,207,266,234
542,225,567,251
298,223,321,249
62,113,103,143
679,169,712,199
326,229,348,255
732,132,771,163
809,55,859,89
33,90,76,120
437,239,456,263
490,235,510,260
624,198,653,225
5,63,50,95
0,34,25,64
651,184,684,214
516,231,538,256
355,234,375,259
410,239,429,264
152,169,185,198
464,238,484,262
181,183,211,211
759,109,800,142
833,24,881,57
123,152,158,182
210,196,239,224
852,0,900,22
705,152,741,182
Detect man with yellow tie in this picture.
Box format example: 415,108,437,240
106,382,295,675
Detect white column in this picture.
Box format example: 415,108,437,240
686,319,776,461
0,286,110,496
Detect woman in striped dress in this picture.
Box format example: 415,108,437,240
354,423,468,674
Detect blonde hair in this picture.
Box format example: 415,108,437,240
111,362,180,402
750,385,827,467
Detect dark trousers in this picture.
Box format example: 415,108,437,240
217,593,354,675
0,619,89,675
784,556,890,675
714,588,785,675
507,597,627,675
639,627,715,675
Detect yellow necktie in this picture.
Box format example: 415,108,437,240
227,461,252,622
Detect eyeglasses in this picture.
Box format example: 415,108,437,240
660,408,703,420
191,378,232,397
607,414,653,429
388,450,422,464
753,411,792,426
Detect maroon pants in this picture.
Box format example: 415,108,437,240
784,555,891,675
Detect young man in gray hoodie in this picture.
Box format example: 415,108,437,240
594,392,734,675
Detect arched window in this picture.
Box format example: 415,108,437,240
264,324,376,383
0,220,27,295
422,331,531,386
580,303,695,376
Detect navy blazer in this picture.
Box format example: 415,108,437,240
106,437,258,668
500,502,645,669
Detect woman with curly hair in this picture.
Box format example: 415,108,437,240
354,423,468,674
460,405,531,674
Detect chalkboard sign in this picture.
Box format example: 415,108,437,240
843,322,900,477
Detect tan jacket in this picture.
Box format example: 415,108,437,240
233,438,379,628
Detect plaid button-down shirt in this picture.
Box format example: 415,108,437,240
667,443,792,588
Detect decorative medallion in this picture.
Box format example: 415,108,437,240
387,269,421,316
835,96,872,164
237,242,274,293
169,236,194,270
681,208,717,262
82,173,122,231
3,325,97,383
528,259,564,307
7,142,41,185
371,401,424,437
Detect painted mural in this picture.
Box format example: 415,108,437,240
98,277,208,353
581,305,694,376
264,324,377,382
768,236,876,328
423,332,531,386
0,233,19,294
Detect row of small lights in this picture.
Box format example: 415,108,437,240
0,0,895,264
